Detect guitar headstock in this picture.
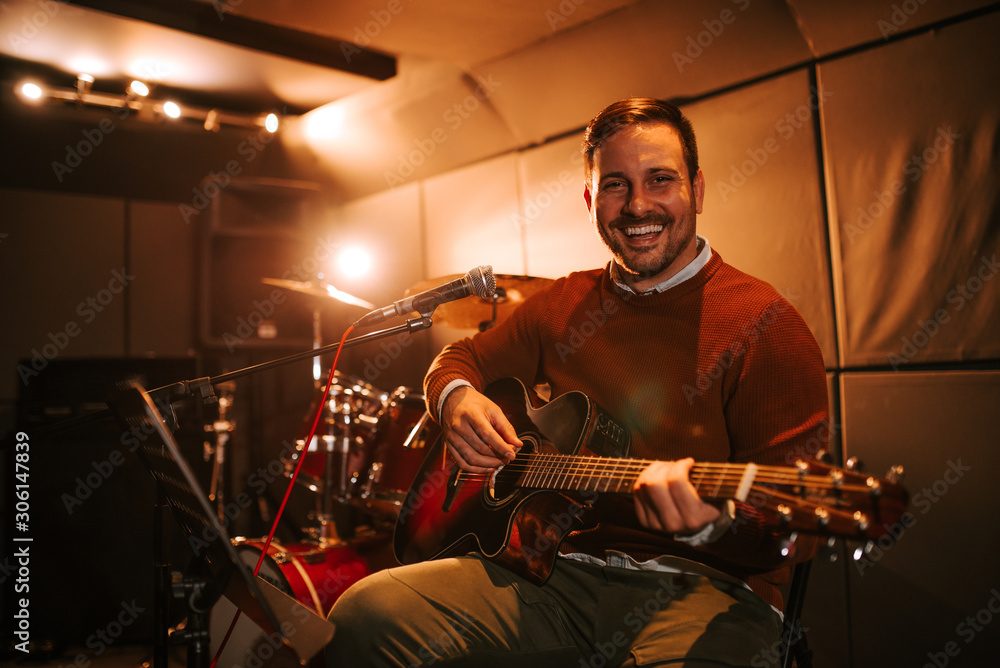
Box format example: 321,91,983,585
746,458,910,543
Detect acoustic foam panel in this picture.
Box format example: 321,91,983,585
820,12,1000,367
0,190,126,404
518,133,610,279
688,67,837,368
840,370,1000,666
128,200,197,357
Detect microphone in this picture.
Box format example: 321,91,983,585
354,265,496,327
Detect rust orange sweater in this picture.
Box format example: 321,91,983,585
424,251,829,608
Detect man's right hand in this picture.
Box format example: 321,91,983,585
441,385,523,472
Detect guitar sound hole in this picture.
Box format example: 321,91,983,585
485,435,536,506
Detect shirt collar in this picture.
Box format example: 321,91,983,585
611,235,712,295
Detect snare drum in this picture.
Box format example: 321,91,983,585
231,537,370,616
355,387,440,517
283,373,386,498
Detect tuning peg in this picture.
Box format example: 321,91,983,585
814,449,836,464
845,456,864,472
824,536,839,562
886,465,905,483
780,532,799,558
853,540,875,562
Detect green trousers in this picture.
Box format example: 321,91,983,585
325,555,783,667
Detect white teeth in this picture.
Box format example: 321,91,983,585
623,224,663,237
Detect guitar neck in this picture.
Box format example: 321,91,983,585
515,454,762,502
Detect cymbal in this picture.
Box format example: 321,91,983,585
404,274,554,329
262,278,376,310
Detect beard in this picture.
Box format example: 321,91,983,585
597,211,696,281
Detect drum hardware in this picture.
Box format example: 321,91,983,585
354,387,441,517
402,410,432,449
203,381,236,521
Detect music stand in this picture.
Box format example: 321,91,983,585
106,380,333,667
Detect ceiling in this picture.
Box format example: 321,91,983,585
2,0,996,200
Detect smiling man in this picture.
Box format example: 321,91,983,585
327,98,828,667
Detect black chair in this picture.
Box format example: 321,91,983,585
780,560,814,668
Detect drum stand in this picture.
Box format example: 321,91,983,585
314,400,351,545
204,381,236,521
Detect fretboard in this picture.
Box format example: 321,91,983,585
514,454,771,502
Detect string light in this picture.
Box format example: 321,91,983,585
13,73,282,133
162,100,181,119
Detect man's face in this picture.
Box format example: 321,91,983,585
588,122,705,292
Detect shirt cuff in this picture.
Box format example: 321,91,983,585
436,378,473,422
674,499,736,546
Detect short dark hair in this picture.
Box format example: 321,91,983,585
583,97,699,184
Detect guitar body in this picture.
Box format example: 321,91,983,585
392,377,630,584
393,378,909,584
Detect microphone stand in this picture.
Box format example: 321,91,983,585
17,315,435,668
26,316,435,437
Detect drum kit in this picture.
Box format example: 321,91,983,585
214,271,553,620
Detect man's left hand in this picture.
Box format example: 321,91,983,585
632,458,721,534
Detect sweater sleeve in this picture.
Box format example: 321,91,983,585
696,293,829,570
423,283,552,419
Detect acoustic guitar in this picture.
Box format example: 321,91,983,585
393,377,908,584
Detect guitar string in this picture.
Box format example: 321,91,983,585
451,459,882,495
500,454,882,486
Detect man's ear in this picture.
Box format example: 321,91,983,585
583,186,592,210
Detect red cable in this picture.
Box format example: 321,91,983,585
210,325,355,667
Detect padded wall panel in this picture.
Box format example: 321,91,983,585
518,134,609,278
475,0,812,146
687,68,837,367
840,371,1000,666
333,183,432,389
821,14,1000,367
423,154,522,361
0,189,126,403
128,200,197,356
791,0,998,56
423,153,523,277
